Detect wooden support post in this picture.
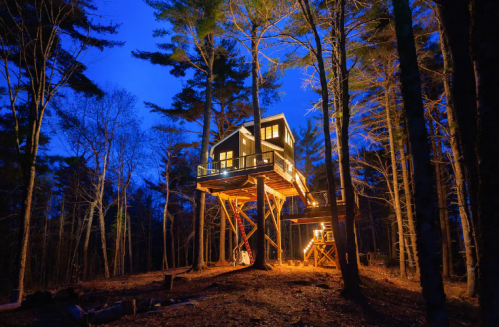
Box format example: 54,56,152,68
218,196,237,235
314,245,318,267
265,192,278,233
276,198,283,265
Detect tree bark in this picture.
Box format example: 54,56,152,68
470,1,499,325
386,90,406,279
434,1,479,255
392,0,448,324
83,200,97,280
98,198,110,279
191,34,215,272
430,116,449,280
218,207,227,264
297,0,351,291
394,104,420,277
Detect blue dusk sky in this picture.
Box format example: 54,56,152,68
76,0,320,142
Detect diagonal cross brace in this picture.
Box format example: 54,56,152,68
230,200,254,265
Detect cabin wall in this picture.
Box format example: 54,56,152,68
213,132,239,168
245,117,295,165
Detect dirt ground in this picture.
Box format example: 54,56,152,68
0,264,478,326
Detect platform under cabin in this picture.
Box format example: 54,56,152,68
196,113,360,267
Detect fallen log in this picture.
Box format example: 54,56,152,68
88,304,124,325
0,302,21,313
68,305,87,324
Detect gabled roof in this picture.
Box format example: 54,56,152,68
209,126,251,159
209,125,285,159
243,113,296,142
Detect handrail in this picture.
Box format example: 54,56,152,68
196,151,276,178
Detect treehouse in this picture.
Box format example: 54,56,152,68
196,113,360,268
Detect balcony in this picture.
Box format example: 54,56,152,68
196,151,293,181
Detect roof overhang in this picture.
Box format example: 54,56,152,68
209,126,252,159
243,113,296,142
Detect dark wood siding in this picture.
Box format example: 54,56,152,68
213,132,240,168
244,117,295,165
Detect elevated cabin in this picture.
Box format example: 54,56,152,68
196,113,360,267
207,113,295,176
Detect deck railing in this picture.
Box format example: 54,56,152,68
197,151,292,178
305,189,360,209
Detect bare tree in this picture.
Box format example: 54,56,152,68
0,0,121,299
57,87,138,279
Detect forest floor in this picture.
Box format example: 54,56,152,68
0,263,478,327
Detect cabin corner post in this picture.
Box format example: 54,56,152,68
276,198,284,265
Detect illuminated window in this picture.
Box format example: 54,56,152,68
220,152,226,168
261,128,265,140
219,151,233,168
266,126,272,139
286,132,293,146
272,125,279,138
242,137,246,145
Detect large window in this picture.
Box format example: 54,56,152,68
220,151,233,168
261,124,279,140
285,131,293,146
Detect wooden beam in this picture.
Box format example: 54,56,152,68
317,245,336,264
265,192,278,232
218,197,236,235
264,204,276,220
264,184,285,201
238,226,257,249
236,207,256,227
265,234,278,250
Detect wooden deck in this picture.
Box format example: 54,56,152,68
281,204,361,223
197,161,300,200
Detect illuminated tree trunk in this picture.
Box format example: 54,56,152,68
386,91,406,279
392,0,448,323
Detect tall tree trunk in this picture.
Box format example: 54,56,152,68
386,90,406,279
438,22,474,290
15,99,43,301
250,23,269,271
113,192,121,276
368,201,377,252
434,1,479,257
298,0,350,289
394,105,420,277
126,200,133,274
162,191,169,270
430,115,449,280
169,214,175,269
470,1,499,325
98,199,110,279
191,35,215,272
218,208,227,264
405,236,415,269
334,0,360,289
392,0,448,324
56,199,65,280
83,200,97,280
391,217,397,259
